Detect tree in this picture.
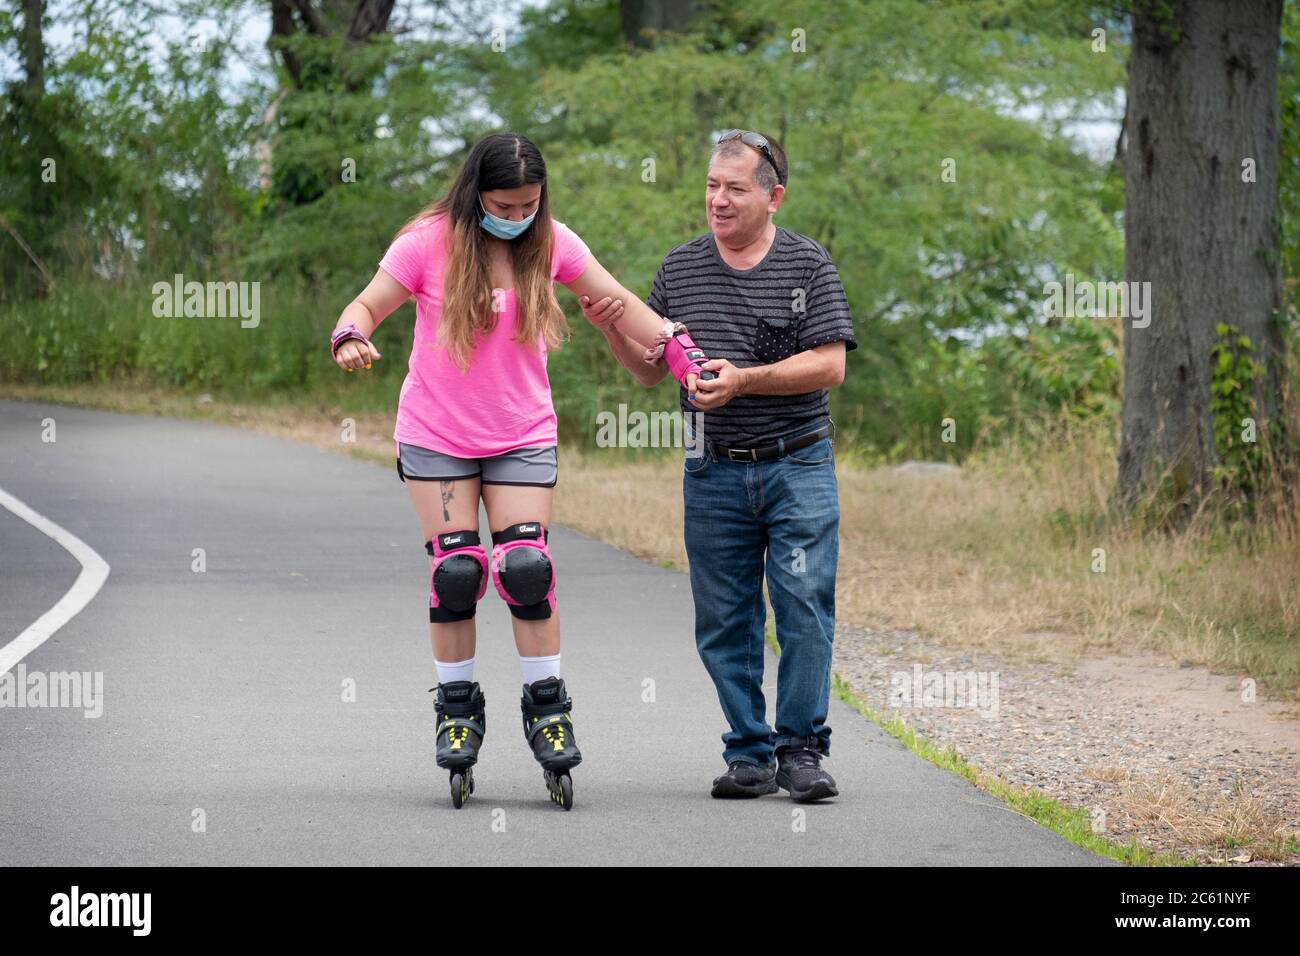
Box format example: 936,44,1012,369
265,0,397,209
1117,0,1287,518
0,0,53,296
620,0,697,46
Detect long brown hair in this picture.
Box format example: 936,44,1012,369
392,133,569,371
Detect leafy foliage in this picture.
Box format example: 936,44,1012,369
0,0,1291,465
1210,322,1265,503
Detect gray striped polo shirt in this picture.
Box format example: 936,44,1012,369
645,225,857,448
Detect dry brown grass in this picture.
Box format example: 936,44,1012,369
845,426,1300,679
1082,765,1130,784
557,423,1300,697
1113,771,1294,861
555,449,690,569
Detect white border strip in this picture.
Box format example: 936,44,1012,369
0,486,110,675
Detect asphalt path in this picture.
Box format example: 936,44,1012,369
0,399,1116,865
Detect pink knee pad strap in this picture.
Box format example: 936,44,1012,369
490,522,556,620
426,530,488,622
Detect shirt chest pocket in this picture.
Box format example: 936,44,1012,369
751,312,799,364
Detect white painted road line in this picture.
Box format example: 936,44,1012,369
0,486,110,676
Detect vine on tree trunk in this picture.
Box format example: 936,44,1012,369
1210,322,1264,508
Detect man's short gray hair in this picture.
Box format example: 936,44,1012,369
711,131,788,193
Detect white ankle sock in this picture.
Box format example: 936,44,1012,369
519,653,561,685
435,656,475,684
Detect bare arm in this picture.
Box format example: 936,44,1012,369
331,267,412,370
563,256,696,391
737,340,846,393
578,294,670,388
562,256,677,350
603,325,671,387
693,341,846,410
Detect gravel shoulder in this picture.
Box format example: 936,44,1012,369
832,623,1300,865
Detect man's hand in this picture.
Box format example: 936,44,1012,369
578,294,624,333
691,358,747,409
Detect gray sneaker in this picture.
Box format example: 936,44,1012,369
776,744,838,802
711,758,778,798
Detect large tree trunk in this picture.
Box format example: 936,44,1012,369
620,0,696,47
6,0,52,298
22,0,44,96
1118,0,1285,518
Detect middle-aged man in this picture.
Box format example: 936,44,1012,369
582,130,857,802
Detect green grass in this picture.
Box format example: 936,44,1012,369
0,275,480,425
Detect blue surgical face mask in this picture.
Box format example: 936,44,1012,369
479,196,537,240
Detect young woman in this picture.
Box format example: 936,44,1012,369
328,132,713,809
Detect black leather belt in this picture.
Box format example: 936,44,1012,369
706,424,832,463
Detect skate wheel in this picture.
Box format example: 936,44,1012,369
546,771,573,811
450,771,468,809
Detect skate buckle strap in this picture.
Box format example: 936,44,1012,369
437,715,485,737
491,522,548,545
426,530,484,555
429,683,485,711
524,710,571,744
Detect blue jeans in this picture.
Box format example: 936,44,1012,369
683,434,839,767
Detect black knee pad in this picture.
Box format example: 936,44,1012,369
490,522,556,620
427,531,488,623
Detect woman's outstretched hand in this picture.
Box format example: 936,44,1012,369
335,339,382,372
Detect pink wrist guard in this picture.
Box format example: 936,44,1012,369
662,330,716,387
331,322,370,359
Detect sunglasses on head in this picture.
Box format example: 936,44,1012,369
718,129,786,187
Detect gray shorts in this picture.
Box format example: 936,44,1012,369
397,442,557,487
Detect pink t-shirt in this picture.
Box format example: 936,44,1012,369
377,213,591,458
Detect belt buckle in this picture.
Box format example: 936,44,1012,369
727,446,755,463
